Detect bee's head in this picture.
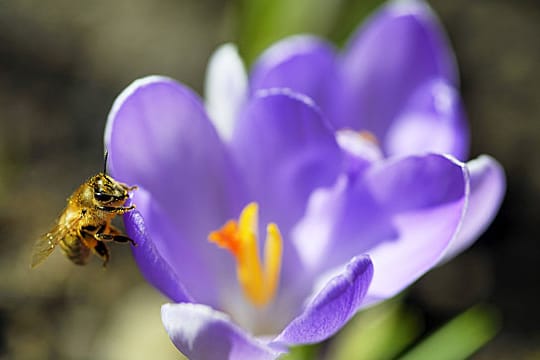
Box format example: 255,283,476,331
91,173,132,207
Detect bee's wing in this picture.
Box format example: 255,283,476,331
30,224,70,268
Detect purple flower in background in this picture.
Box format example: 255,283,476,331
104,1,505,359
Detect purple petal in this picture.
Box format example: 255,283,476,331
124,198,193,304
363,154,469,303
272,255,373,346
442,155,505,261
250,36,340,126
293,154,468,304
126,188,236,306
384,79,469,160
230,88,342,234
364,154,466,212
105,76,244,236
340,0,458,142
230,89,344,292
292,176,390,273
162,303,280,360
105,76,245,304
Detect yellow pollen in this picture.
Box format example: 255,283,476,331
208,202,283,307
358,130,378,145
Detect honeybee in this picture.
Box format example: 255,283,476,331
31,162,137,268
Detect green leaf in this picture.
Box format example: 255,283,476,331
235,0,387,65
327,299,423,360
235,0,344,65
328,0,384,46
399,305,501,360
279,343,320,360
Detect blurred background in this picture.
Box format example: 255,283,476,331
0,0,538,359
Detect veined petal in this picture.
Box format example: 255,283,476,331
272,255,373,347
105,76,245,305
205,43,248,142
162,303,280,360
250,36,340,126
442,155,505,261
340,0,458,142
384,78,469,160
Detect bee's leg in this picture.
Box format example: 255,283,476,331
107,224,138,242
97,205,135,214
107,223,123,235
92,241,110,267
95,232,136,246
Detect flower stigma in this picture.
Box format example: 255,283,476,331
209,202,283,308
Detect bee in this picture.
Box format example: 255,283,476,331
31,156,137,268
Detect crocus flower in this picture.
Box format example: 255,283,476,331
104,1,504,359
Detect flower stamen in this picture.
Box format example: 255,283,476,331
358,130,378,145
209,202,282,307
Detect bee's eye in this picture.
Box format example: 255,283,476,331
94,192,113,203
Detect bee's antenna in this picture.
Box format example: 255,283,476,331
103,151,109,174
